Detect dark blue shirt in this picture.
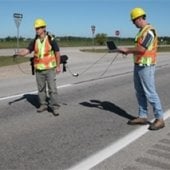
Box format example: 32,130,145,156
141,29,156,49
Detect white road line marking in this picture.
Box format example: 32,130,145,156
0,84,72,101
67,110,170,170
0,72,133,102
0,90,37,101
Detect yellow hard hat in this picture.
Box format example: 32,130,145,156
34,18,47,28
130,8,146,20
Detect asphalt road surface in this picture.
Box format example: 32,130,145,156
0,48,170,170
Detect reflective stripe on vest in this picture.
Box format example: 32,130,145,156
134,25,157,65
34,35,57,70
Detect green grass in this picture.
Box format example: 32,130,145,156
157,46,170,52
0,56,29,67
80,46,170,53
0,45,169,68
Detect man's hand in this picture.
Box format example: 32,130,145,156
56,66,61,74
14,49,30,57
117,47,129,55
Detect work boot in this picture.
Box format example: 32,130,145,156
37,105,48,113
149,119,165,130
127,117,148,125
55,103,61,109
51,109,59,116
50,104,60,116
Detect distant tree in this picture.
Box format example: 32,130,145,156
95,33,107,45
5,36,15,41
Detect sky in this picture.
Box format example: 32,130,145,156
0,0,169,38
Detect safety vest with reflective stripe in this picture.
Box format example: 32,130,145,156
134,24,158,65
34,35,57,70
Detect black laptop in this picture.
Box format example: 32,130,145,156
106,40,119,52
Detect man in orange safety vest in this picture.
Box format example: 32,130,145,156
118,8,165,130
16,18,61,116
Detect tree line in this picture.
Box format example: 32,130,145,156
0,34,170,48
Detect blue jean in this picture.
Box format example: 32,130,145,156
134,65,164,119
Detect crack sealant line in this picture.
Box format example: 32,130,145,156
66,110,170,170
0,83,72,101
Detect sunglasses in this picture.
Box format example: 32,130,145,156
35,26,45,30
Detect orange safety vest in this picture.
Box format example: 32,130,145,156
34,35,57,70
134,24,158,65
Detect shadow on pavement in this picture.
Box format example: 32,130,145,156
80,99,135,120
8,94,39,108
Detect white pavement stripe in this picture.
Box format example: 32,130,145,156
0,91,37,101
67,110,170,170
0,84,72,101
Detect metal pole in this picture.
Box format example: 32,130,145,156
13,13,23,52
17,26,19,51
91,25,96,48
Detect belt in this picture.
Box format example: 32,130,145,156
135,63,155,67
36,68,55,72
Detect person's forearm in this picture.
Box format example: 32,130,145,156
55,51,60,66
16,49,30,56
126,46,145,55
118,46,146,55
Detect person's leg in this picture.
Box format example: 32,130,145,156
139,65,165,130
46,69,60,112
127,66,148,125
134,66,148,118
36,71,48,112
139,66,164,119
